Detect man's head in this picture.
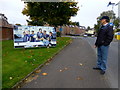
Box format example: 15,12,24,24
43,30,46,34
28,30,30,34
100,16,110,25
39,28,42,33
32,31,34,34
23,31,26,35
49,32,52,36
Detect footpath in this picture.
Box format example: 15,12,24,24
23,38,110,88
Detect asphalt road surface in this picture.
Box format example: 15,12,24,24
81,37,118,88
23,37,112,88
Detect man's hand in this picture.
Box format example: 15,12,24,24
94,45,97,48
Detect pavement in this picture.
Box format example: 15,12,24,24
65,36,118,88
81,37,118,88
22,37,112,88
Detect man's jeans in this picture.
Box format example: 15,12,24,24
97,45,109,71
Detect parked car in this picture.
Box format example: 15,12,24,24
83,34,87,37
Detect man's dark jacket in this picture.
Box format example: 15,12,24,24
95,24,114,47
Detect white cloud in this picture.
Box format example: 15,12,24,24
0,0,119,27
0,0,27,25
71,0,119,28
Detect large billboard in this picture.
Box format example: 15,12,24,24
14,25,56,48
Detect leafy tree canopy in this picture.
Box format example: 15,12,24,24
94,10,120,32
22,2,79,27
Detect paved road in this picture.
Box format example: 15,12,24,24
81,37,118,88
23,38,110,88
65,36,118,88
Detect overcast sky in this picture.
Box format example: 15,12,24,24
0,0,119,28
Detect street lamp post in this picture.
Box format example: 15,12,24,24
107,1,120,26
117,1,120,18
116,1,120,29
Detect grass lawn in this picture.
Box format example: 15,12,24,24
2,37,72,88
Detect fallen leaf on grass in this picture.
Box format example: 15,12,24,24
27,56,31,58
18,86,20,88
29,50,33,53
25,77,33,83
39,55,43,56
9,77,13,80
3,54,6,57
32,54,34,56
33,59,36,61
48,59,51,61
25,60,27,63
17,76,20,79
45,63,49,65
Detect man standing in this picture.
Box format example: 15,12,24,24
42,30,49,46
37,28,43,39
30,31,36,42
26,30,31,42
23,31,27,42
93,16,114,75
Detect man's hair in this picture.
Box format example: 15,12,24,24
49,32,52,34
106,19,110,23
39,28,42,31
100,16,110,23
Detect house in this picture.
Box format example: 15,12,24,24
0,13,13,40
85,28,95,36
56,25,86,35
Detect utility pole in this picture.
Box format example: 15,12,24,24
115,1,120,29
118,1,120,18
107,1,120,23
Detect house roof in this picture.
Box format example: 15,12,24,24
0,13,13,28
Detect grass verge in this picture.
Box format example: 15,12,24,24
2,37,72,88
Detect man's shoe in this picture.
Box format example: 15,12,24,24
93,67,101,70
100,70,105,75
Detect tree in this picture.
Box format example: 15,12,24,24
94,10,120,32
116,29,120,32
97,10,116,20
22,2,79,27
68,21,80,26
87,26,91,31
113,17,120,29
15,24,21,26
94,20,101,33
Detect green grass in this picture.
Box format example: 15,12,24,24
2,37,72,88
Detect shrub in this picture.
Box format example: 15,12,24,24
57,32,61,37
